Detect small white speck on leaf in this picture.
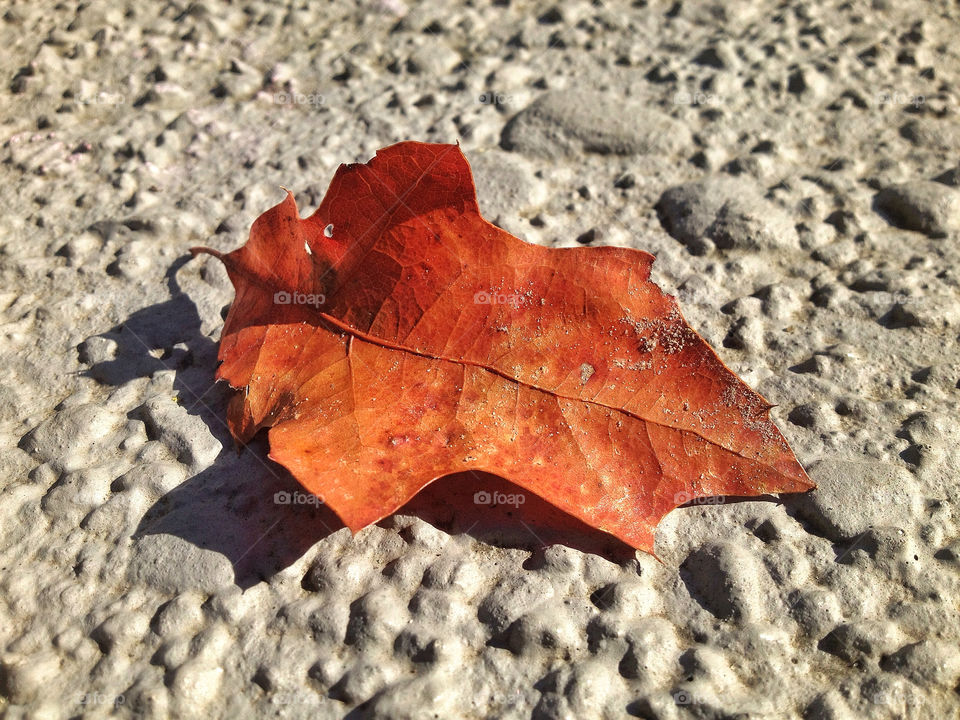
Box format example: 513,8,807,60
324,223,334,237
304,241,312,255
580,363,595,384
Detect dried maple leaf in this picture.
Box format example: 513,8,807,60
191,141,813,553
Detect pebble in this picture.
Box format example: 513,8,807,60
534,660,627,720
366,674,460,720
791,460,921,541
788,589,844,637
406,42,461,75
40,466,113,522
91,610,150,652
345,587,410,650
804,690,857,720
501,90,692,158
885,295,960,329
82,485,151,539
619,617,680,683
421,555,484,595
151,592,205,638
874,181,960,237
682,541,768,622
0,651,61,704
169,659,224,710
133,395,222,472
112,461,187,498
506,605,582,657
330,658,393,705
591,579,660,618
302,546,377,595
656,176,800,254
820,620,904,663
881,639,960,687
19,403,123,473
306,599,351,644
899,118,960,150
126,534,234,594
468,149,546,226
477,572,554,633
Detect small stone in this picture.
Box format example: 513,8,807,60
123,678,171,717
302,549,376,594
329,659,391,705
91,610,150,652
468,150,546,226
561,660,627,718
820,620,904,663
899,118,960,150
307,600,351,644
881,640,960,687
406,42,460,75
788,589,843,637
724,314,765,353
884,295,960,329
786,402,841,432
501,90,692,158
152,593,205,638
366,674,460,719
875,181,960,237
0,652,61,704
507,605,582,657
41,466,113,522
755,283,802,320
58,232,103,265
478,572,554,633
133,395,222,471
19,403,123,473
791,460,921,541
112,462,187,498
682,541,767,622
77,335,118,365
127,534,234,594
619,617,680,682
805,690,857,720
170,659,223,709
345,587,409,650
656,176,799,254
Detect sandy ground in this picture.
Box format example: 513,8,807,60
2,0,960,718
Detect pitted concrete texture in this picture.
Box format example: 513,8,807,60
2,1,959,718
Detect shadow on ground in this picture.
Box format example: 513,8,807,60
87,255,638,590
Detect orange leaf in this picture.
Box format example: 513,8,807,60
191,141,813,554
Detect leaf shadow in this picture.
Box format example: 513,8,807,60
82,254,233,450
90,256,636,591
131,438,346,589
391,471,638,563
82,255,344,588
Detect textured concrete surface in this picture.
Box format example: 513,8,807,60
2,1,960,718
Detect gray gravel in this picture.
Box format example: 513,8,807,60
2,1,960,719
